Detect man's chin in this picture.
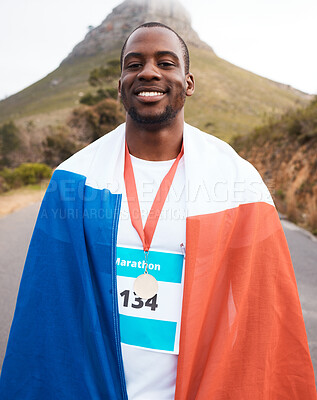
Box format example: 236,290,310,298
127,106,178,125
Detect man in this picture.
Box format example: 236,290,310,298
0,22,316,399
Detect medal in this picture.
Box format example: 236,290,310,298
124,140,184,299
133,251,158,300
134,273,158,300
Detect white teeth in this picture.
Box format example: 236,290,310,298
137,91,164,97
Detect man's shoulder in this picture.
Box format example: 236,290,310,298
184,123,255,174
184,123,274,209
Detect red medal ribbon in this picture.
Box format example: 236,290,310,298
124,140,184,252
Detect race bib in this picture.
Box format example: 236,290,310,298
116,246,184,354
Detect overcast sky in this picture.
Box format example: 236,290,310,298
0,0,316,100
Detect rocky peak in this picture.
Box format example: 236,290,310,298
62,0,212,64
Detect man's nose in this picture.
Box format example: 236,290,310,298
137,62,161,80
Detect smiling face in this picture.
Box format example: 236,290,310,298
118,27,194,127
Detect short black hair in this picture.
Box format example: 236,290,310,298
120,22,190,74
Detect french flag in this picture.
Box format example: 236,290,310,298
0,123,315,399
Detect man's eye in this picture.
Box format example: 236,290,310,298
127,63,142,69
158,62,174,67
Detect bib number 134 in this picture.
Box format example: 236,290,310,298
120,289,158,311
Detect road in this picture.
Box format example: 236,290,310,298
281,217,317,375
0,203,316,385
0,202,40,369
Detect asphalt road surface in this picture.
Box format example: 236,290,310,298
0,202,316,385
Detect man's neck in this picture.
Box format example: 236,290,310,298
125,114,184,161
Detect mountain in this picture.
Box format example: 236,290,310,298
0,0,312,140
62,0,211,63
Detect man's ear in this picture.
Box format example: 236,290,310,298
185,73,195,97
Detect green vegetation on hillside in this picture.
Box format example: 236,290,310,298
185,47,310,140
0,121,21,166
232,97,317,151
43,125,78,167
80,88,118,106
88,60,121,87
231,97,317,234
40,97,125,168
0,47,311,141
0,59,125,174
0,49,121,123
0,163,52,193
0,42,314,203
70,98,125,143
79,59,120,106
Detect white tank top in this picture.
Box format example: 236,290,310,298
116,154,186,399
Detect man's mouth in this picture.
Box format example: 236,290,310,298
134,89,167,103
137,91,165,97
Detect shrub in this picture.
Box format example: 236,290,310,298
70,99,125,143
0,163,52,191
43,126,78,167
0,121,21,157
80,88,118,106
0,175,9,193
275,188,285,201
107,59,121,69
88,60,120,87
79,92,96,106
14,163,52,185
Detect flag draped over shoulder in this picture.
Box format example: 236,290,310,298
175,125,317,399
176,203,317,398
0,123,316,399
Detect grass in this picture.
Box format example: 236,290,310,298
186,47,311,140
2,182,44,192
0,49,120,122
0,181,49,197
